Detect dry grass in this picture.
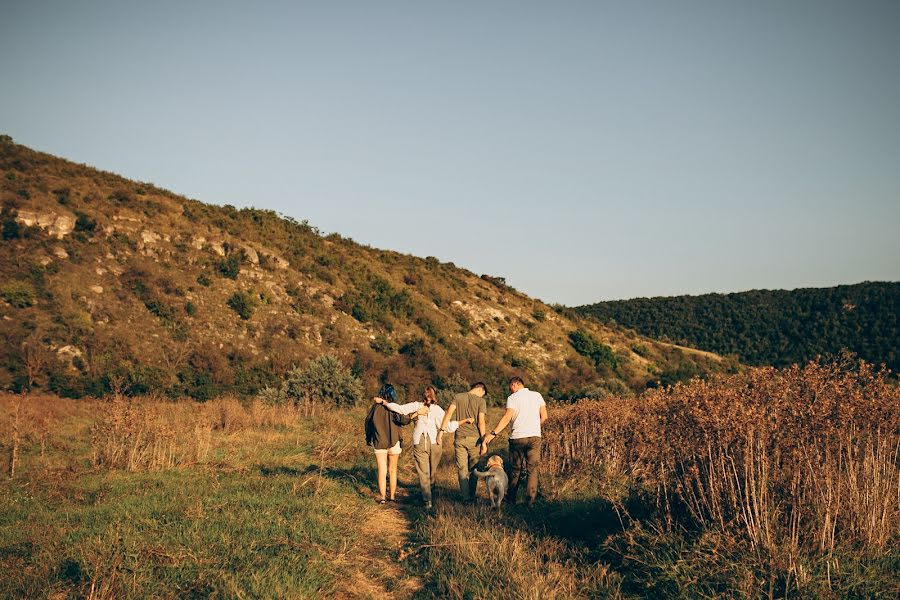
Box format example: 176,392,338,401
88,396,307,471
0,392,410,598
543,357,900,593
414,504,622,599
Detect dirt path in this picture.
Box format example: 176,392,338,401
331,442,469,598
333,473,424,599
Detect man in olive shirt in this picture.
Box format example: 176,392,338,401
438,382,487,501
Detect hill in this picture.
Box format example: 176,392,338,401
0,136,731,400
574,281,899,371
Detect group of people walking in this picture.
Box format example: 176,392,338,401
364,376,547,509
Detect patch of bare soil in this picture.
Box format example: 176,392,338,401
333,484,423,599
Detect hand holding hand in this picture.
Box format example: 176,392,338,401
374,397,384,404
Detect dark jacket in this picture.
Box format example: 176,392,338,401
365,403,412,450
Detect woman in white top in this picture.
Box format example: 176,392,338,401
376,385,472,508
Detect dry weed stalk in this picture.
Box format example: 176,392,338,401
91,399,210,471
89,395,302,472
9,398,20,478
543,357,899,575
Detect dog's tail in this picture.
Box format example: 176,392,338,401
474,470,492,478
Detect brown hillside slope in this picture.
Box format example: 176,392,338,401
0,136,733,400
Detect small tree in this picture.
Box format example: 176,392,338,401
281,354,363,408
227,291,255,320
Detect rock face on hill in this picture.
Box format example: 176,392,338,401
0,137,731,400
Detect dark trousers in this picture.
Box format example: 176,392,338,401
508,436,542,503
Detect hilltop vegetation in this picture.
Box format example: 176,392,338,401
0,136,730,400
575,281,899,372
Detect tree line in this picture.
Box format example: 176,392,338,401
575,281,899,372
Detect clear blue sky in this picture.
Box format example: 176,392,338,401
2,1,898,304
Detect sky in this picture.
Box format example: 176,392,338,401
2,1,898,305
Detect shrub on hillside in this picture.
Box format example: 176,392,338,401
260,354,363,409
569,329,618,372
216,250,245,279
2,218,19,240
1,281,36,308
336,273,414,329
227,291,255,320
74,211,96,234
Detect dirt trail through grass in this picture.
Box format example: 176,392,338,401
336,503,422,599
334,471,424,599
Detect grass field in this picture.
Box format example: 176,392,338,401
2,360,898,599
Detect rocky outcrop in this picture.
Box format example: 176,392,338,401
141,229,162,244
240,244,259,265
208,240,226,256
270,255,290,269
16,210,75,238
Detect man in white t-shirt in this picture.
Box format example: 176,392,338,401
481,376,548,506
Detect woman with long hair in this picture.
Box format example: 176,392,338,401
377,385,473,509
364,383,425,504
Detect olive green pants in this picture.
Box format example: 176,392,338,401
413,435,442,504
455,436,481,500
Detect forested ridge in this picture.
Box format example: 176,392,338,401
575,282,899,371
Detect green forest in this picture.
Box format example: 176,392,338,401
575,282,899,372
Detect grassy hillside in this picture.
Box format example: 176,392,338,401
0,136,731,400
574,281,899,372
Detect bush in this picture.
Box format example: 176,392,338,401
268,354,363,408
369,334,396,356
569,329,618,371
631,344,650,358
227,291,255,320
74,211,96,234
337,273,414,328
217,252,243,279
1,281,36,308
2,218,20,240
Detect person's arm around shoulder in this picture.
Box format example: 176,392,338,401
445,417,474,434
380,400,424,416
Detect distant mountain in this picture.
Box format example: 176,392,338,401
574,282,899,372
0,136,730,400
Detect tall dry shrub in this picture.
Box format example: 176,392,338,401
641,359,899,565
544,358,899,575
543,396,642,481
90,399,212,471
90,396,302,471
0,393,63,477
